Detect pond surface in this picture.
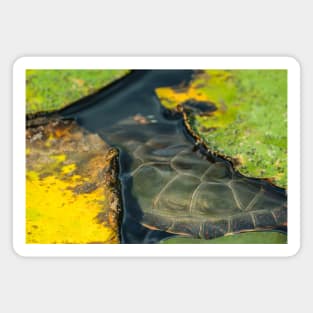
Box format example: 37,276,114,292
60,70,287,244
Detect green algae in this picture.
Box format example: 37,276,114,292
161,231,287,244
26,69,130,114
156,70,287,188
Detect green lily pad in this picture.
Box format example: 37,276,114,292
26,69,130,114
156,70,287,188
160,231,287,244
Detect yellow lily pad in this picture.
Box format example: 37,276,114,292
26,119,121,244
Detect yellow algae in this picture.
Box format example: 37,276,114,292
61,163,76,174
72,175,84,182
51,154,67,163
155,71,232,109
44,133,54,148
26,119,120,244
26,170,40,181
155,85,208,109
26,170,117,244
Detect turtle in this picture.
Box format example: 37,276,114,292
107,125,287,241
60,69,287,243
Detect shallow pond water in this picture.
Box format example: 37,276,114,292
60,70,287,244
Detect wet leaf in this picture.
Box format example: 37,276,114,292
26,70,130,114
156,70,287,188
161,231,287,244
26,119,120,244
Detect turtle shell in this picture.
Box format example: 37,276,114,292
127,133,286,240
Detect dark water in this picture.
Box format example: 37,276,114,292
60,70,287,244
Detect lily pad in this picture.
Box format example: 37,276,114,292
155,70,287,188
26,118,121,243
161,231,287,244
26,69,130,114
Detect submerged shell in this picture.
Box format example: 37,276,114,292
127,133,286,239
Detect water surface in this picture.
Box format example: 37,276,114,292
60,70,287,243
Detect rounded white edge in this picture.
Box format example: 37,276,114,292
12,56,301,257
13,56,29,73
11,242,301,258
283,55,301,71
12,238,26,258
287,242,301,258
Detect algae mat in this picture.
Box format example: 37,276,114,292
26,118,121,243
156,70,287,188
26,69,129,114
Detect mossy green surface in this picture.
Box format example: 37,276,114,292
156,70,287,188
26,70,130,114
161,231,287,244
